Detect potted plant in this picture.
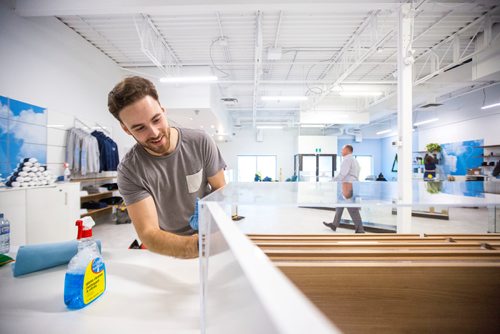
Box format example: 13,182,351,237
426,143,442,164
426,143,441,153
426,181,442,194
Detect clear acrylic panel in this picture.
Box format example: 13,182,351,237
202,181,500,234
198,201,339,334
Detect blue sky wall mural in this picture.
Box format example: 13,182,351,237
0,96,47,180
441,139,483,176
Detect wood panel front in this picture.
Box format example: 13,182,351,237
278,264,500,334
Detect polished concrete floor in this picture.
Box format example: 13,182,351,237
93,206,495,249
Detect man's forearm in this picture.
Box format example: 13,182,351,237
141,229,199,259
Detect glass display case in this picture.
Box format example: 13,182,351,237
198,181,500,333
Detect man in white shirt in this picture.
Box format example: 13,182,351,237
323,145,364,233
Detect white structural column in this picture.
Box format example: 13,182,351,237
396,4,414,233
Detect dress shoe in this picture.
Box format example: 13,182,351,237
323,222,337,232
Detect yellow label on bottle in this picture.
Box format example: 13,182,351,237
83,257,106,305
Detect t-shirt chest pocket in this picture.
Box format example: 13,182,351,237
186,168,203,193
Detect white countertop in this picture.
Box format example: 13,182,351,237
0,249,200,334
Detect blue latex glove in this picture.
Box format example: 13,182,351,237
189,197,199,231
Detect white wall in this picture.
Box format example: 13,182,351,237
418,113,500,148
217,128,298,181
417,85,500,149
0,3,132,174
298,136,337,154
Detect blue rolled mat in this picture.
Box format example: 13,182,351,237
12,240,102,277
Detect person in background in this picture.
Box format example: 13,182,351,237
493,160,500,178
424,154,437,180
323,145,364,233
376,172,387,181
108,76,226,259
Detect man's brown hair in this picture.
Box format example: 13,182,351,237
344,144,353,153
108,76,159,121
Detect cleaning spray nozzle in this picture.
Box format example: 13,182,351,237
76,220,83,239
75,217,96,239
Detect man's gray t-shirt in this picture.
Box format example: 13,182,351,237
117,127,226,235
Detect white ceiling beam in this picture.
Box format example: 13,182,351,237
317,11,378,80
252,11,263,128
273,11,283,49
15,0,410,17
359,7,452,82
367,6,498,116
311,29,394,108
134,14,182,74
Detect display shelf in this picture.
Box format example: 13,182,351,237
71,176,116,182
80,206,112,218
476,145,500,149
411,210,449,220
473,155,500,158
80,191,114,202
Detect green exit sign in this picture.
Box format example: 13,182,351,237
315,148,322,153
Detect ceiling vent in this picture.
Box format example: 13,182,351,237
221,97,238,106
419,96,442,109
419,102,443,108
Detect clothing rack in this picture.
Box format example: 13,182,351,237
74,117,93,131
94,122,112,136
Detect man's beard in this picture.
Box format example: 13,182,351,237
138,127,171,156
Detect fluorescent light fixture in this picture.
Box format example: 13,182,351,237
300,124,325,128
376,129,392,135
47,124,65,128
481,102,500,110
159,76,218,83
339,91,383,97
261,96,308,101
413,118,439,126
256,125,284,129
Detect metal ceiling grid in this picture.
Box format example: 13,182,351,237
55,1,500,129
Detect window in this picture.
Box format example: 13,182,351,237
336,154,373,181
237,155,277,182
355,155,373,181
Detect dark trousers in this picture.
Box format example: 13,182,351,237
332,207,364,233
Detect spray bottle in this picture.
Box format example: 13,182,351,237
64,216,106,309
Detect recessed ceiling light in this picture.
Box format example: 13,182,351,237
376,129,392,135
210,125,215,129
481,102,500,110
413,118,439,126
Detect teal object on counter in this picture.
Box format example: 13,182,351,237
12,240,102,277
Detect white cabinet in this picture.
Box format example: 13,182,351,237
0,182,80,247
0,190,26,248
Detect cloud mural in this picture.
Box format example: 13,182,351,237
440,139,483,176
0,96,47,179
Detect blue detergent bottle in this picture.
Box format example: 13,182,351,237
64,217,106,309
